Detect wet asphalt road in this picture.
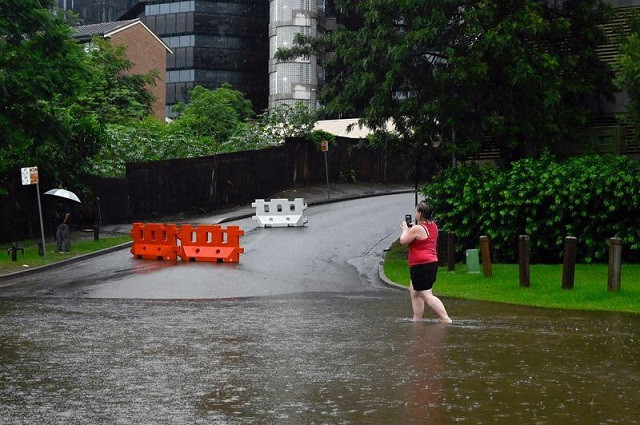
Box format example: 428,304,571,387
0,193,414,299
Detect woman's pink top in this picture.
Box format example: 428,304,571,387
408,221,439,267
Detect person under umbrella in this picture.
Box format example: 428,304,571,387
45,188,81,254
54,201,72,253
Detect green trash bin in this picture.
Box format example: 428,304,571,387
466,249,480,273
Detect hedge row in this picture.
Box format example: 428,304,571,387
423,154,640,263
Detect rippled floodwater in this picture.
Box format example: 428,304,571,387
1,293,638,424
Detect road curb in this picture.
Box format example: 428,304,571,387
378,261,407,291
0,242,133,284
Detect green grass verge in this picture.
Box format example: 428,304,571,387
384,240,640,314
1,235,132,275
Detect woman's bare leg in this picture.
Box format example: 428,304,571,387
409,282,425,322
424,290,452,323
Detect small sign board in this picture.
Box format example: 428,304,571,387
21,167,39,185
320,140,329,152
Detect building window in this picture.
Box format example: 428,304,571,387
174,47,187,68
167,69,195,83
166,14,176,33
166,83,176,104
146,1,195,16
162,35,195,48
155,14,166,34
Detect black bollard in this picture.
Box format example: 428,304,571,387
447,231,456,271
562,236,577,290
608,237,623,292
8,242,25,262
479,235,492,278
518,235,530,288
38,239,44,256
93,223,100,241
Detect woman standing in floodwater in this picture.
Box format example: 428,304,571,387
400,202,452,323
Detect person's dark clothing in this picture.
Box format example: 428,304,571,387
55,204,71,253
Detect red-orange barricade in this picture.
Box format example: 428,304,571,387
178,224,244,263
130,222,179,261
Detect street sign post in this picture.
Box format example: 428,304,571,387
320,141,330,199
21,167,46,259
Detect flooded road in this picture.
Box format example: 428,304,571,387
0,194,414,299
1,294,638,424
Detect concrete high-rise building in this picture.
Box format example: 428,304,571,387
268,0,330,109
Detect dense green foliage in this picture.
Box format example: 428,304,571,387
85,88,328,177
0,1,163,191
84,118,212,177
0,0,99,188
85,85,255,177
277,0,614,162
226,102,331,151
75,37,158,124
171,84,254,142
424,154,640,263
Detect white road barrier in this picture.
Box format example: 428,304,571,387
252,198,308,227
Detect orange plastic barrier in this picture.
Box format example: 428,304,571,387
130,222,179,261
178,224,244,263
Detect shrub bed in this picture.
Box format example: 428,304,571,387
423,154,640,263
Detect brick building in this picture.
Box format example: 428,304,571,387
73,19,172,120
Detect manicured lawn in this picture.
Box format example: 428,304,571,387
384,241,640,314
1,235,131,275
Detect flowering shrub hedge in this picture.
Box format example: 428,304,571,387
424,154,640,263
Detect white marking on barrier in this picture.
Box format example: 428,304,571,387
251,198,308,227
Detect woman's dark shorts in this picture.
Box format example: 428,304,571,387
410,262,438,291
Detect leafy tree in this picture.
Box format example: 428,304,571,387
615,13,640,143
0,0,97,188
172,84,254,143
86,100,329,177
85,118,211,178
87,85,258,176
258,102,318,139
440,1,614,161
277,0,615,163
224,103,320,150
75,37,159,124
